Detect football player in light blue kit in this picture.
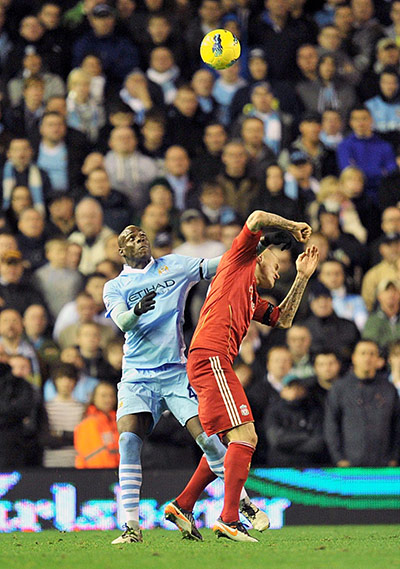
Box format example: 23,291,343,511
104,225,269,543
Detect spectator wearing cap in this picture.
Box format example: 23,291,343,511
234,82,292,156
336,106,397,203
319,259,368,332
362,280,400,351
255,163,298,221
324,339,400,467
365,68,400,149
68,198,114,275
264,376,326,467
304,280,360,365
104,126,158,210
283,150,319,218
248,0,315,82
7,51,65,107
296,54,357,123
174,209,225,258
190,122,227,186
217,140,260,220
72,4,139,86
33,238,84,320
84,167,133,234
369,206,400,267
0,308,42,386
118,70,164,127
362,233,400,311
231,47,301,122
0,249,45,314
0,138,51,215
350,0,385,74
358,38,400,102
279,112,337,180
314,0,342,27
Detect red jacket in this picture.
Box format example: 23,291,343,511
74,405,119,468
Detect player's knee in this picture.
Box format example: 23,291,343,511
248,430,258,448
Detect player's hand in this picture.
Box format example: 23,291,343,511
290,222,312,243
134,291,156,315
260,230,292,251
295,246,319,278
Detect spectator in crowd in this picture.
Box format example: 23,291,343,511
361,233,400,312
247,345,293,466
68,198,114,275
139,111,167,167
264,377,326,466
23,304,60,370
320,109,343,150
147,178,180,235
6,76,45,146
212,62,246,127
3,186,33,233
104,337,124,386
4,16,49,80
0,355,34,469
239,117,276,184
104,126,158,210
316,24,359,85
1,138,51,215
197,181,237,227
285,325,314,379
152,230,173,258
0,249,45,314
318,259,368,331
0,307,41,386
304,280,360,364
365,68,400,149
76,321,115,381
283,151,320,218
6,51,65,107
306,349,341,408
140,13,185,73
350,0,384,74
46,194,77,238
74,381,119,468
174,209,225,258
295,43,319,84
255,164,298,222
359,38,400,102
217,140,260,220
191,68,216,122
140,204,171,248
337,106,397,203
184,0,222,74
84,167,133,233
72,3,139,86
118,69,163,127
81,54,106,105
363,280,400,352
164,145,195,211
34,238,84,320
0,233,20,258
166,85,206,157
325,340,400,466
146,46,182,106
370,206,400,266
388,340,400,396
16,207,47,271
43,362,85,467
190,122,227,185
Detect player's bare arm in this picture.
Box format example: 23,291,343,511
246,210,312,243
276,246,319,329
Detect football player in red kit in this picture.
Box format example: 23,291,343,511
165,210,318,542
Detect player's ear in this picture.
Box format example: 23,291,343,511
256,254,262,264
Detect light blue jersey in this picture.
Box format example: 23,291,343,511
103,254,207,376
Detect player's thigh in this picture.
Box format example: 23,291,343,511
117,380,162,435
161,365,199,428
185,415,204,439
224,422,258,447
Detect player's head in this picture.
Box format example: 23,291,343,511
254,248,280,289
118,225,152,263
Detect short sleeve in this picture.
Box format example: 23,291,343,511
173,254,203,283
253,298,280,327
229,225,262,264
103,280,126,318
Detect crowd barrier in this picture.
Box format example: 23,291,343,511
0,467,399,532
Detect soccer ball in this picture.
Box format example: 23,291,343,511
200,29,241,70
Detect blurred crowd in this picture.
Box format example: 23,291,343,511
0,0,400,471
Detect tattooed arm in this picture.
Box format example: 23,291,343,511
276,246,319,329
246,210,312,243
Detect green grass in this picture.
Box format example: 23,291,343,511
1,526,399,569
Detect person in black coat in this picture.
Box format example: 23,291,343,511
264,377,326,467
325,340,400,467
253,163,298,221
0,359,34,469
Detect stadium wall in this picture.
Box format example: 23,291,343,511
0,468,399,532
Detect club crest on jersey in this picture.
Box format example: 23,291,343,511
158,265,169,275
240,404,249,416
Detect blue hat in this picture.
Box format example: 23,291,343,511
289,150,309,165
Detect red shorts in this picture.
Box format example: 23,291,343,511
187,349,254,436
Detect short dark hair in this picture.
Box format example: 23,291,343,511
52,362,79,383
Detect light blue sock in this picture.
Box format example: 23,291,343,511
196,432,249,501
119,432,143,529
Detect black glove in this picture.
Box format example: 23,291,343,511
134,291,156,315
259,230,293,251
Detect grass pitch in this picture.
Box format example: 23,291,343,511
1,525,399,569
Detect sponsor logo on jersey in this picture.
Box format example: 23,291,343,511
240,404,249,416
128,279,176,303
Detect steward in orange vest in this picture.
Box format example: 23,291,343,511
74,404,119,468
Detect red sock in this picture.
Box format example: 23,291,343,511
220,442,254,524
176,455,217,511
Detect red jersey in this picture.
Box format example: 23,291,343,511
190,224,279,362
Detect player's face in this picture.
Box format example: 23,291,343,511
255,249,280,289
118,225,152,261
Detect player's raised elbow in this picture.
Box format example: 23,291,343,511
246,210,265,232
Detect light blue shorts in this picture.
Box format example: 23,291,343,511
116,363,199,431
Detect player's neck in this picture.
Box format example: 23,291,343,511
125,256,151,269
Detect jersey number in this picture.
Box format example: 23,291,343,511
187,384,198,400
